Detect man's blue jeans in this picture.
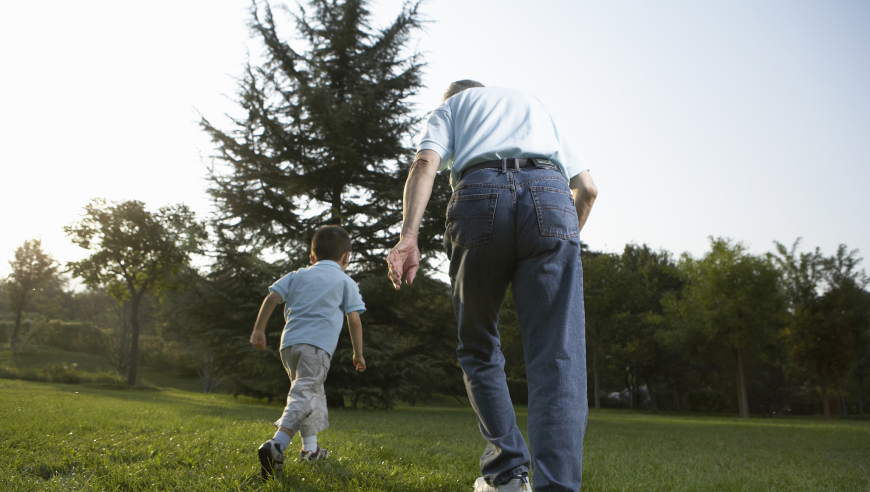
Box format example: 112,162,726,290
444,162,588,492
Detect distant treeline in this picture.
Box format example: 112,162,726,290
2,235,867,419
578,239,869,419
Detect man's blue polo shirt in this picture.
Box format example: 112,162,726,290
269,260,366,356
417,86,588,188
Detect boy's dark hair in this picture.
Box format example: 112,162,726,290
311,225,352,262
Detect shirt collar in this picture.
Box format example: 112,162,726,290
314,260,343,271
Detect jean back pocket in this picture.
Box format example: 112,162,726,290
530,186,579,239
446,193,498,248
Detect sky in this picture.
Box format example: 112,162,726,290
1,0,868,279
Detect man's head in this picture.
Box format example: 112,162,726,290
310,225,352,270
442,79,485,102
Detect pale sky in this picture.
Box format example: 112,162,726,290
1,0,868,278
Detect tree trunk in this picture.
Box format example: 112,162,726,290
736,347,750,418
858,374,865,420
593,343,600,411
11,303,24,351
648,382,658,414
330,180,343,224
820,370,831,419
775,379,796,418
118,300,130,373
127,293,142,386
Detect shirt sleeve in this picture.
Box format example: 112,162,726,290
268,272,296,303
341,278,366,315
417,107,454,172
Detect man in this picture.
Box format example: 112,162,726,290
387,80,597,492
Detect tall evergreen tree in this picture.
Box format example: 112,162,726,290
195,0,458,406
201,0,449,273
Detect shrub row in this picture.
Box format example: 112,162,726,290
0,363,125,385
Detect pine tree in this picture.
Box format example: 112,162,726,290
201,0,449,273
195,0,458,405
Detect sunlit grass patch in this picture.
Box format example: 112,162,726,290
2,380,869,491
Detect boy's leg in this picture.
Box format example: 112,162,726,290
275,344,328,432
259,344,328,478
298,350,331,462
302,434,319,452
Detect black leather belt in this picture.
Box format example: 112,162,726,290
460,158,551,179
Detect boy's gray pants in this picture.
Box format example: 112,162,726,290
275,343,330,437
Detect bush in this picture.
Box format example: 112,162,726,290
0,362,125,385
37,362,82,384
506,378,528,405
687,387,729,413
139,337,200,378
0,322,9,343
29,321,105,354
0,320,32,344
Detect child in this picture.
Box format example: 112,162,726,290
249,225,366,479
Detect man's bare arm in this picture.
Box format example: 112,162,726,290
387,150,441,290
569,170,598,232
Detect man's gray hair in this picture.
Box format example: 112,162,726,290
442,80,485,102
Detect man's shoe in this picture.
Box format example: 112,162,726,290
473,475,531,492
257,440,284,479
299,446,329,462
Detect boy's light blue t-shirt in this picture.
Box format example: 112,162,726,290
269,260,366,357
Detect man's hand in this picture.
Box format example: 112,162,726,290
387,236,421,290
569,170,598,232
250,330,267,351
387,150,439,290
353,354,366,372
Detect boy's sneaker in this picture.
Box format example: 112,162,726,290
473,475,531,492
257,440,284,479
299,446,329,463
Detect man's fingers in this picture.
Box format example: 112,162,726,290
387,249,405,290
405,265,419,286
387,240,420,291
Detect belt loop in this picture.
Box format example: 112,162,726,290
501,158,507,174
512,158,520,171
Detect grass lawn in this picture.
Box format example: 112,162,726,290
1,379,869,491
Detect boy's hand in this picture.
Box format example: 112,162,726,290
250,330,267,350
353,354,366,372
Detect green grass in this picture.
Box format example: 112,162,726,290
2,380,869,491
583,412,870,491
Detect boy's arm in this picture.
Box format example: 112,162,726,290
347,311,365,371
250,291,282,350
